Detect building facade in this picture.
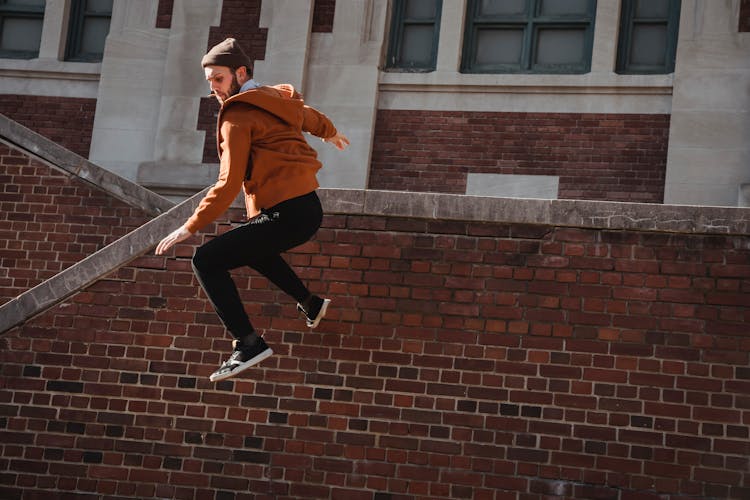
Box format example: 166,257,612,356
1,0,749,206
3,3,750,499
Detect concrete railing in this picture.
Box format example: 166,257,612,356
0,188,208,334
0,114,191,333
0,113,174,216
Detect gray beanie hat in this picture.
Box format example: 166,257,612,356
201,37,252,70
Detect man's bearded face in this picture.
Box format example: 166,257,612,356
205,66,242,104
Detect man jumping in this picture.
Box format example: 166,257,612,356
155,38,349,382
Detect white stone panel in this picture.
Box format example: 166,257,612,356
152,0,221,164
89,0,168,179
0,66,100,98
665,146,750,207
589,0,620,73
304,0,388,189
664,183,742,207
38,0,68,60
671,70,750,111
740,184,750,207
89,129,157,167
669,111,750,149
435,1,466,72
466,173,560,200
665,0,750,206
254,0,313,89
90,0,220,180
377,85,673,114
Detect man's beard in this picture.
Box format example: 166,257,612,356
228,74,241,97
215,73,242,103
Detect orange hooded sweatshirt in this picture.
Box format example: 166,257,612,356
184,84,337,233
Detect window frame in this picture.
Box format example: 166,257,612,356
461,0,597,74
616,0,681,75
0,0,46,59
64,0,113,63
386,0,443,72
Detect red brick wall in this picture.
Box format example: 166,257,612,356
198,0,268,163
370,110,670,203
0,144,151,305
313,0,336,32
155,0,173,29
0,96,96,159
197,97,220,164
741,0,750,31
2,204,749,497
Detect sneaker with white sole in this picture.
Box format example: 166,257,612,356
297,296,331,328
209,337,273,382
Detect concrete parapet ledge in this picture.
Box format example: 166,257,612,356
0,113,174,216
319,189,750,236
3,187,749,334
0,188,208,334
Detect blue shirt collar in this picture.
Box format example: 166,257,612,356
240,79,261,92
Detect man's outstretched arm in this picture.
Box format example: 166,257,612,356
323,131,350,151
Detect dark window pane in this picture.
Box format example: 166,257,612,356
616,0,679,74
1,17,42,52
405,0,437,19
462,0,594,73
80,17,110,54
539,0,590,16
635,0,669,18
400,24,435,65
476,28,523,65
535,28,585,65
387,0,441,70
65,0,112,61
478,0,526,16
630,24,667,65
0,0,45,58
86,0,113,12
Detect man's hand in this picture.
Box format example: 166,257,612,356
324,132,350,151
155,226,192,255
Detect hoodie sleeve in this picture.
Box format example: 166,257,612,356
184,112,250,233
268,84,337,139
301,105,337,139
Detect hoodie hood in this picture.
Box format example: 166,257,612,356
221,83,304,127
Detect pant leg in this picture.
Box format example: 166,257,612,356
191,192,323,339
192,255,255,339
246,254,311,304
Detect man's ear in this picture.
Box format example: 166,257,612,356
235,66,249,84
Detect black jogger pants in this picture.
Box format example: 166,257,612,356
191,191,323,339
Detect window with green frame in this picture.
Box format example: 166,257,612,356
616,0,680,74
461,0,597,74
65,0,113,62
386,0,442,71
0,0,45,59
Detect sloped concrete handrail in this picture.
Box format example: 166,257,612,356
0,188,208,334
0,113,173,216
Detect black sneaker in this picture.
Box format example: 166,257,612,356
297,296,331,328
209,337,273,382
